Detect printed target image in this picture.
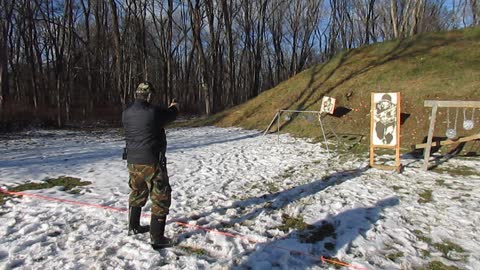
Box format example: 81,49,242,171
372,93,398,146
320,96,336,114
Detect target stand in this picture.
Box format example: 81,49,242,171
369,92,402,172
420,100,480,170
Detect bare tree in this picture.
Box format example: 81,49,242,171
187,0,212,115
108,0,125,107
220,0,238,106
471,0,479,25
0,0,14,113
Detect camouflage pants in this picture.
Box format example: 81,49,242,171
128,163,171,216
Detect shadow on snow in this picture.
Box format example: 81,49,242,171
237,196,399,269
171,166,399,268
167,131,261,153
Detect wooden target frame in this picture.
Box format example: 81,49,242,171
369,92,401,171
420,100,480,170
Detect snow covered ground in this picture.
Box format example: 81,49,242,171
0,126,479,270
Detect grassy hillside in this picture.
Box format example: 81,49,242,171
189,27,480,151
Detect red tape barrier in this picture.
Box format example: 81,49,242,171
0,188,369,270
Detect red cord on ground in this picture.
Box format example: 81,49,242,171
0,188,369,270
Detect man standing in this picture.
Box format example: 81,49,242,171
122,82,178,250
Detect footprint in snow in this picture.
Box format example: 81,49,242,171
6,257,25,269
0,249,8,260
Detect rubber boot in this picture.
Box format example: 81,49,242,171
150,215,173,250
128,207,150,235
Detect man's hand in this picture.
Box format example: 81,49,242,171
169,98,178,108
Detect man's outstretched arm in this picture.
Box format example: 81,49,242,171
156,101,178,127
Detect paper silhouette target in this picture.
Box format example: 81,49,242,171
372,93,398,146
320,96,336,114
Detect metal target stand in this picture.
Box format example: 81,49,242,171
263,109,341,158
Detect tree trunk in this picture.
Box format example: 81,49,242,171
472,0,479,25
188,0,211,115
390,0,399,38
108,0,124,108
221,0,235,107
0,20,8,114
1,0,14,115
166,0,174,103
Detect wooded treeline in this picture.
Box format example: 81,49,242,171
0,0,479,126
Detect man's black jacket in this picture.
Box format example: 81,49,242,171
122,99,178,164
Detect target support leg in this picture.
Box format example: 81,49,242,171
423,105,438,170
